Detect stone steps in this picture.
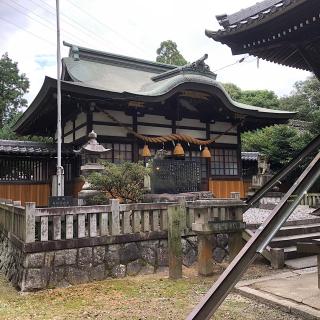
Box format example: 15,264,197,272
245,218,320,268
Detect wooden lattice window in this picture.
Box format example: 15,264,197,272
211,148,238,176
101,143,133,163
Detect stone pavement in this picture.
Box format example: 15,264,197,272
236,267,320,319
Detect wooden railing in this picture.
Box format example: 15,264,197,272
0,199,196,243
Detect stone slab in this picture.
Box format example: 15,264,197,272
236,269,320,319
285,255,317,269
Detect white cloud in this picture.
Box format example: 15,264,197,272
0,0,311,105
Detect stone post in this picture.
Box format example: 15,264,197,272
111,199,120,235
229,207,245,261
168,204,182,279
198,234,214,276
25,202,36,243
270,248,284,269
229,232,244,261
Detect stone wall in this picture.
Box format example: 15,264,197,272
0,232,229,291
0,233,25,289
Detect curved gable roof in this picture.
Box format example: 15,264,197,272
13,43,295,135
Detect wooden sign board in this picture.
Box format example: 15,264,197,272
208,220,246,233
48,196,75,208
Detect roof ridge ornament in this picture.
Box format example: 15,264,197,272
185,53,210,73
152,53,216,82
71,45,80,61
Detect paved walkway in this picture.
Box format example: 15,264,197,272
236,267,320,319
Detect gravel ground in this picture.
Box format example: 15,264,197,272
244,205,317,225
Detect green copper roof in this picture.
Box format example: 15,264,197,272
13,43,295,135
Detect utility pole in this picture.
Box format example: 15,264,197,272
56,0,64,196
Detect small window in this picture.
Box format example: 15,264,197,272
211,148,238,176
101,143,133,163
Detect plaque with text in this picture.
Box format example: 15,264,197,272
48,196,74,207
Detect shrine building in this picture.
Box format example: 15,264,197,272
6,42,295,204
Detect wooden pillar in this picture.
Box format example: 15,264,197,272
132,111,139,162
198,234,214,276
168,204,182,279
87,109,93,134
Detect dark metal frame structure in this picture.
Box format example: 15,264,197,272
188,0,320,318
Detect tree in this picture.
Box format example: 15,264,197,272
242,125,313,171
279,75,320,123
223,83,280,109
156,40,188,66
0,53,29,127
88,161,150,203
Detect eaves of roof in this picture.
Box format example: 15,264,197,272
206,0,307,39
13,74,295,135
0,139,74,156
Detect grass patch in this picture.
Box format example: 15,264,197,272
0,264,302,320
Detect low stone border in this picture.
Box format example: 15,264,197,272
235,268,320,320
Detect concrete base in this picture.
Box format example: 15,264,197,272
236,268,320,319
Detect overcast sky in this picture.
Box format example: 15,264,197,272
0,0,311,104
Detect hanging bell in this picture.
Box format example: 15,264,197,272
173,143,184,156
142,144,151,157
201,146,211,158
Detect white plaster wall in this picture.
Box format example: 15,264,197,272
176,118,204,129
138,114,171,125
211,121,237,133
64,120,73,134
75,112,86,127
137,125,172,136
176,128,206,139
93,124,129,137
64,134,73,143
211,134,237,144
75,126,87,140
93,110,132,124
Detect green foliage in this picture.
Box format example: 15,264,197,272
0,111,53,142
87,161,150,203
242,125,313,170
85,193,110,205
222,83,242,101
279,75,320,123
156,40,188,66
0,53,29,127
223,83,280,109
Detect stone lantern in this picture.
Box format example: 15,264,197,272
75,131,110,202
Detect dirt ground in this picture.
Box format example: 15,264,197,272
0,259,304,320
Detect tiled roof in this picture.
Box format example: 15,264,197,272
210,0,299,36
0,140,73,155
241,151,260,161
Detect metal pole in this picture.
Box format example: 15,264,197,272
187,151,320,319
56,0,64,196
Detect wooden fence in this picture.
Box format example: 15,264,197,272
0,183,51,207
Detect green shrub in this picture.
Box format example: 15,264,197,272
87,161,150,203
